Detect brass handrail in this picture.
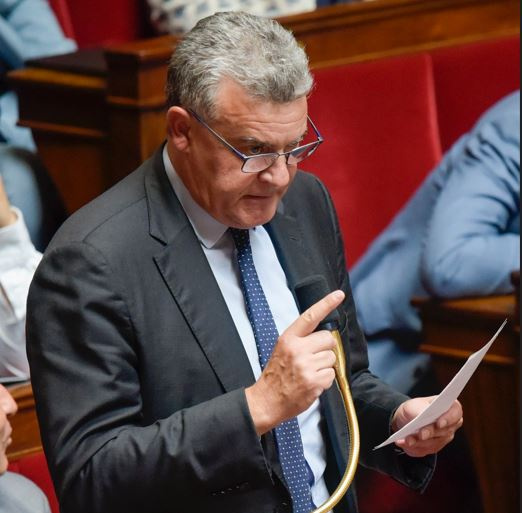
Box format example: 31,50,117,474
312,330,360,513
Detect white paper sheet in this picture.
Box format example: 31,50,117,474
374,319,507,450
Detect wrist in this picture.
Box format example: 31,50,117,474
245,381,280,435
0,208,17,229
391,403,405,433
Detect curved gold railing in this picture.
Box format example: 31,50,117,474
312,330,360,513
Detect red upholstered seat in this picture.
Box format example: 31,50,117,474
307,54,442,267
8,452,59,513
431,36,520,151
49,0,151,48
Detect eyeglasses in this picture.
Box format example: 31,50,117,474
187,108,323,173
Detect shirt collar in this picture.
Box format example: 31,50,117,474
162,145,228,249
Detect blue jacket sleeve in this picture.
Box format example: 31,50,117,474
0,0,76,70
421,91,520,297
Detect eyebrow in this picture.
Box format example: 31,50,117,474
237,129,309,150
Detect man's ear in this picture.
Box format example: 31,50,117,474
166,107,192,152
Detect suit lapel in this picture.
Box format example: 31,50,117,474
268,202,351,482
146,149,255,393
265,206,315,294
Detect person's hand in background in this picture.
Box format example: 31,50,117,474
0,385,18,474
0,177,17,228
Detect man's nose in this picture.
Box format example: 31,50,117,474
259,154,291,186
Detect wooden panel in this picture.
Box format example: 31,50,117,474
35,135,110,214
8,66,111,213
280,0,520,68
511,270,520,329
5,383,42,460
415,295,519,513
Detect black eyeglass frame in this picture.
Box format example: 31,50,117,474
187,108,324,173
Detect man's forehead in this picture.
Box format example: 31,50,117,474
214,78,308,120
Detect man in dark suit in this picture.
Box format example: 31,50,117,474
26,12,463,513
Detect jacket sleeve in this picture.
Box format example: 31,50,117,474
0,0,76,70
421,94,520,297
26,241,273,513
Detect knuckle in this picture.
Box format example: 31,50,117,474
278,333,290,346
302,308,316,324
325,368,335,383
278,335,297,354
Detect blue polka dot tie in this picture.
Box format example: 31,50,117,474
230,228,314,513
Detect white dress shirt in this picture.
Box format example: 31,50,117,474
163,147,331,507
0,208,41,380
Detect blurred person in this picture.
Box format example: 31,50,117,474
0,0,76,149
0,146,66,253
351,90,520,394
27,13,463,513
147,0,357,35
0,176,41,381
0,384,50,513
0,0,75,249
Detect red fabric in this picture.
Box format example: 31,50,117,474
432,36,520,151
357,438,482,513
50,0,151,48
8,452,59,513
307,54,442,266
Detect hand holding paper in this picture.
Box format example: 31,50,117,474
390,396,463,457
378,320,507,456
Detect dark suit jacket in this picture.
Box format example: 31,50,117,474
26,147,434,513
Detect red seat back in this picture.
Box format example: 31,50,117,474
431,36,520,151
49,0,151,48
307,54,442,266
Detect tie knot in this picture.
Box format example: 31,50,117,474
229,228,250,251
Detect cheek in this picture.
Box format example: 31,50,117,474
286,163,299,180
205,166,253,210
215,160,254,191
194,152,237,192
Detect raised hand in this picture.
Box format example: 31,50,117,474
0,385,18,474
246,290,344,435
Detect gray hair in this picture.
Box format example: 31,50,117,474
166,11,313,119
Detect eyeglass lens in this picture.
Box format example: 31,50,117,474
242,142,320,173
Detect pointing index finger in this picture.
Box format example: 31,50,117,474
285,290,345,337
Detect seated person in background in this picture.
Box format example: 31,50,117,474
147,0,355,34
0,384,50,513
26,13,462,513
351,90,520,394
0,176,41,381
0,0,75,250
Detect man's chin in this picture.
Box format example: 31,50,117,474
232,208,278,229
